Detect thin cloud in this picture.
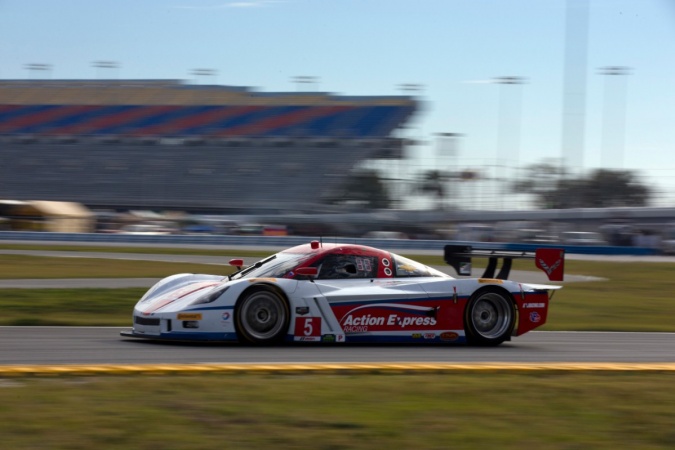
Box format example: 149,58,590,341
172,0,284,9
462,79,496,84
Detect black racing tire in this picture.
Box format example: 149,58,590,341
464,287,516,346
235,286,290,345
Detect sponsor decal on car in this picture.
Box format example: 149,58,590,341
440,331,459,341
177,313,202,320
412,333,422,339
423,333,436,339
221,312,231,321
535,249,565,281
338,303,438,333
478,279,503,284
296,336,322,342
523,303,545,309
322,334,336,342
530,311,542,323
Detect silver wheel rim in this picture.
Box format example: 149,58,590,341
471,293,512,339
240,291,286,341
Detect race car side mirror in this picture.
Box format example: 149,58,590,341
229,259,244,270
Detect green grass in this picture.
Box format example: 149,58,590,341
1,373,675,449
0,288,144,325
550,260,675,331
0,254,233,279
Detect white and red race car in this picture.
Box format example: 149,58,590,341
121,241,564,346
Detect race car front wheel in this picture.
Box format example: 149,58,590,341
464,287,515,346
235,286,290,345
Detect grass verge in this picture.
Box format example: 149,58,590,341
0,254,232,279
1,373,675,450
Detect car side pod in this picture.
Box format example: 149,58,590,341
443,245,565,282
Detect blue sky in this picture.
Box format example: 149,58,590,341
1,0,674,208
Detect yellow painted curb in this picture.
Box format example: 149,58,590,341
1,362,675,376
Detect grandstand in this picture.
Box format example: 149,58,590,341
0,80,418,213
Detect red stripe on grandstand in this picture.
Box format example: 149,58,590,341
127,106,183,136
0,105,22,130
0,105,21,114
223,105,350,136
139,105,262,136
41,106,102,135
0,105,93,133
209,106,270,137
67,105,176,135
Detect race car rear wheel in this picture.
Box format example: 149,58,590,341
235,286,290,345
464,287,515,346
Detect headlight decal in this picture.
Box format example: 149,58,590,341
190,285,230,305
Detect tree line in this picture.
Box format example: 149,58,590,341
326,161,653,210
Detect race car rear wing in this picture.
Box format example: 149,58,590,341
443,245,565,282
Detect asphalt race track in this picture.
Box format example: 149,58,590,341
2,247,675,370
1,327,674,366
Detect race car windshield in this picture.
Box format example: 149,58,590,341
232,252,311,279
391,254,451,278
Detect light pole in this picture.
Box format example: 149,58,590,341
435,132,462,171
24,63,52,79
493,76,526,210
395,83,424,208
398,83,423,95
435,132,463,210
598,66,631,169
192,68,218,84
191,69,218,105
292,76,319,92
92,61,119,79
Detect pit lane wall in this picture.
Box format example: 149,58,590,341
0,231,660,255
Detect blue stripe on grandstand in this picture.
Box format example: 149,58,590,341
353,106,394,137
83,105,138,135
174,106,221,136
177,106,226,136
303,107,347,137
1,105,60,133
305,108,351,137
0,104,414,138
262,106,328,137
118,106,194,133
208,106,263,131
244,105,303,135
95,106,144,135
0,104,55,121
29,106,121,132
259,106,311,137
